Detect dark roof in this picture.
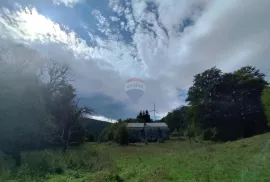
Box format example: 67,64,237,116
147,123,168,128
126,123,144,128
126,122,168,128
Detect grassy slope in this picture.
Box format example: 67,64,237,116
1,133,270,182
93,133,270,182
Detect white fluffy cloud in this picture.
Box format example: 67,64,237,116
0,7,92,57
90,115,117,123
52,0,83,7
0,0,270,119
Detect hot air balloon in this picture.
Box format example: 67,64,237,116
125,78,145,103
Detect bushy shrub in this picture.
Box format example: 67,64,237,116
203,128,218,141
99,123,129,145
185,124,202,142
185,126,195,139
69,123,88,146
86,131,96,142
99,124,117,142
114,124,129,146
15,150,65,178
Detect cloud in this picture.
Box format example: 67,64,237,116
0,6,92,57
89,115,117,123
109,16,120,22
169,0,270,80
0,0,270,120
52,0,83,7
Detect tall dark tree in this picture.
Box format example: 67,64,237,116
0,45,94,166
186,66,268,141
0,57,46,166
144,110,151,123
163,106,191,133
136,111,144,123
142,110,145,117
262,87,270,127
137,111,143,120
40,61,93,152
136,110,152,123
186,67,223,105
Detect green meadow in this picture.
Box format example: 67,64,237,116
1,133,270,182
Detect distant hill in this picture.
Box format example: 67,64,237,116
79,117,111,136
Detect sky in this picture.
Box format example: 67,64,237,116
0,0,270,122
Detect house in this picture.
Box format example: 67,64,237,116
126,122,169,142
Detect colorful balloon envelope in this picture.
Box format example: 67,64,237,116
125,78,145,103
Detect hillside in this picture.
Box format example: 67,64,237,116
79,117,111,135
1,133,269,182
91,133,270,182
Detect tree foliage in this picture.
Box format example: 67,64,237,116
162,106,191,133
114,124,129,146
99,122,129,145
162,66,269,142
136,110,152,123
262,87,270,127
189,66,268,141
0,58,46,165
0,49,93,165
40,61,93,152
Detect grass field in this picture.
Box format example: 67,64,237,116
1,133,270,182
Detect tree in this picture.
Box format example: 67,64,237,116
124,118,138,123
99,122,129,145
186,66,268,141
0,46,94,166
136,111,144,122
40,61,93,152
136,110,152,123
262,87,270,127
232,67,268,137
203,127,218,142
138,111,143,119
117,119,122,123
142,111,145,117
185,122,201,143
186,67,223,105
114,123,129,146
0,59,46,166
85,130,96,142
99,123,117,142
144,110,151,123
162,106,191,134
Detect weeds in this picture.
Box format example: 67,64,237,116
0,145,114,181
1,133,270,182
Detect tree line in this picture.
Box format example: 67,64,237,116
136,110,152,123
116,110,152,124
161,66,270,142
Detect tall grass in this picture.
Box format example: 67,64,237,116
0,144,115,181
1,133,270,182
